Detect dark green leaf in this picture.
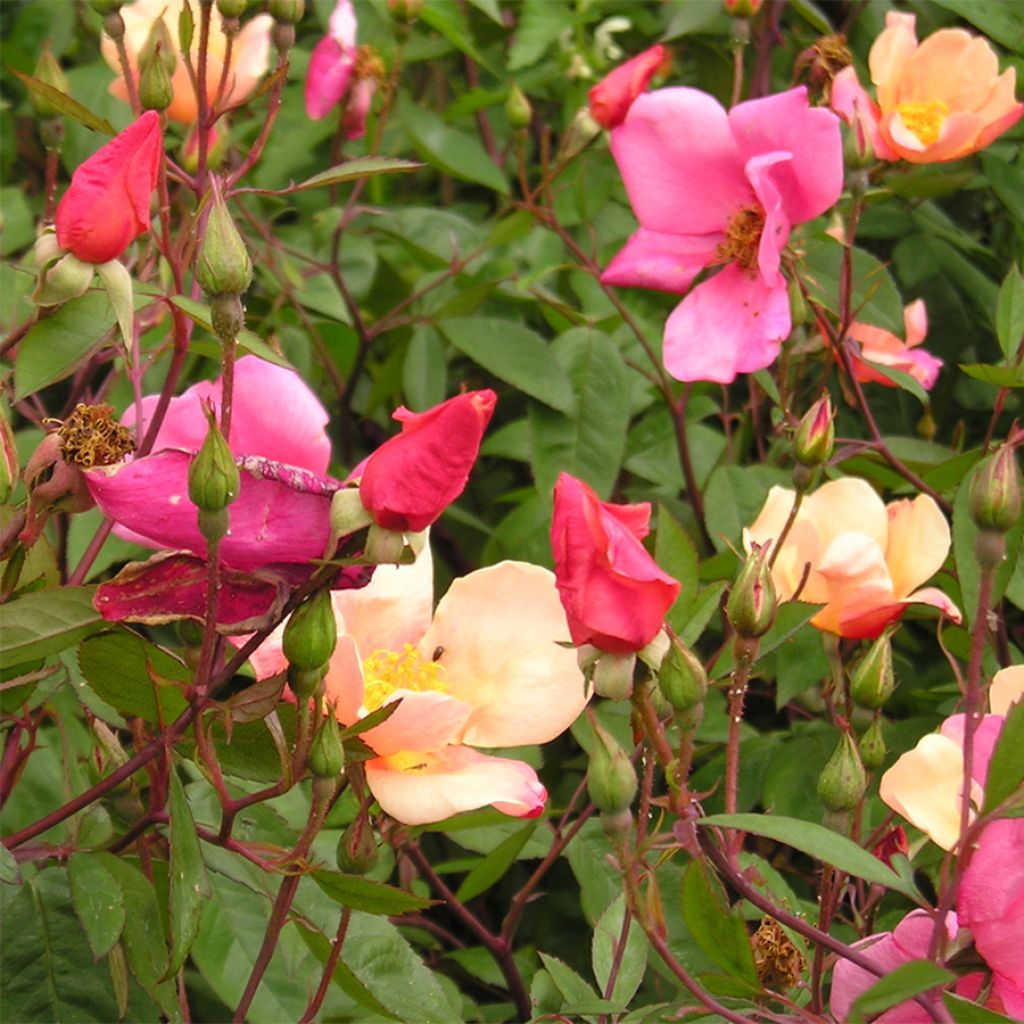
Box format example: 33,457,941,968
8,67,115,135
292,156,422,192
995,264,1024,361
539,951,618,1013
982,699,1024,814
0,586,103,665
455,823,536,902
68,852,125,959
699,814,919,897
849,960,954,1023
439,318,576,413
0,844,20,886
681,860,760,989
703,464,791,552
167,772,211,976
859,360,930,404
655,504,700,632
713,604,823,680
944,992,1016,1022
312,871,436,915
15,291,117,398
929,1,1024,51
508,0,571,70
678,581,728,647
168,296,291,367
419,0,494,70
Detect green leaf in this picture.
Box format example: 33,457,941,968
929,1,1024,52
982,152,1024,227
78,631,191,726
539,951,618,1014
699,814,919,898
0,587,103,665
681,860,760,990
592,893,647,1009
398,102,509,195
858,360,930,404
403,325,448,411
703,464,791,552
678,581,728,647
419,0,494,71
655,504,700,633
528,327,629,498
0,844,20,886
713,604,823,680
508,0,571,70
775,623,829,709
167,772,211,976
292,156,422,192
982,698,1024,814
995,264,1024,360
68,853,126,959
849,960,954,1023
943,991,1016,1022
455,823,536,902
958,363,1024,388
168,295,291,367
311,871,436,915
8,67,116,135
15,291,118,397
439,318,576,413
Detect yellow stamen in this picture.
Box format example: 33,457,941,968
714,206,766,274
896,100,949,147
361,643,447,711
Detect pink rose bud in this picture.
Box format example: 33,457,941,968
551,472,681,654
969,444,1021,535
793,394,835,469
54,111,163,265
358,390,496,533
723,0,764,16
588,44,666,130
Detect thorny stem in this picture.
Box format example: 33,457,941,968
195,0,214,191
725,637,758,831
299,908,352,1024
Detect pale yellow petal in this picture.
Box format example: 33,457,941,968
990,665,1024,717
884,494,950,599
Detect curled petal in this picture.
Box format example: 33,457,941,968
365,746,547,825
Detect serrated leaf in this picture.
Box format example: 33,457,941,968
982,699,1024,815
293,156,422,192
592,893,647,1009
0,844,20,886
455,823,536,902
539,951,617,1012
15,291,117,398
958,363,1024,388
0,586,103,665
8,67,116,135
439,318,576,413
699,814,919,897
995,264,1024,361
167,772,211,976
68,853,126,959
849,960,954,1023
168,295,291,367
311,871,436,915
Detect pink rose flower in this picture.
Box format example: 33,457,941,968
249,546,590,825
86,357,337,571
551,472,680,654
54,111,163,265
601,85,842,383
357,390,496,533
588,45,666,130
305,0,358,119
831,12,1023,164
846,299,943,390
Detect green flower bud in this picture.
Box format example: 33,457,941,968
787,276,807,328
187,404,239,513
268,0,304,22
587,722,637,814
178,2,193,53
658,637,707,711
591,652,635,701
969,446,1021,534
364,524,407,565
817,729,866,812
850,631,895,709
329,487,373,538
858,716,886,771
34,252,94,307
288,665,323,699
140,18,177,73
272,20,295,53
139,42,174,112
727,543,777,640
31,45,69,119
196,187,253,300
793,394,834,469
842,120,874,170
309,711,345,778
216,0,249,16
505,83,532,129
336,815,379,874
210,293,245,343
283,589,337,673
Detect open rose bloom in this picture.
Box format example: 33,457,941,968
745,478,960,638
846,299,943,390
832,11,1023,163
102,0,273,124
602,86,842,383
250,547,590,825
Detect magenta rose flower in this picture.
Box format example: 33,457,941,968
86,356,338,571
550,472,680,654
601,85,842,383
55,111,163,265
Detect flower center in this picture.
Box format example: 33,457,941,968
361,643,446,712
53,403,136,468
714,206,766,273
897,100,949,146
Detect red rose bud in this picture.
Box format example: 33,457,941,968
588,44,666,130
969,445,1021,534
850,631,895,709
817,728,866,812
871,826,909,869
359,390,496,532
726,543,777,640
551,473,681,654
55,111,162,265
587,721,637,814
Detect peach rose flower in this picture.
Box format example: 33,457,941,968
249,545,590,825
879,665,1024,850
846,299,943,390
745,477,960,638
102,0,273,124
831,11,1023,163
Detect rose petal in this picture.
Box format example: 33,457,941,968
600,227,717,295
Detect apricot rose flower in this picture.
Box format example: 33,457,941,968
251,547,590,825
745,478,960,638
831,11,1023,163
846,299,943,390
102,0,273,124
